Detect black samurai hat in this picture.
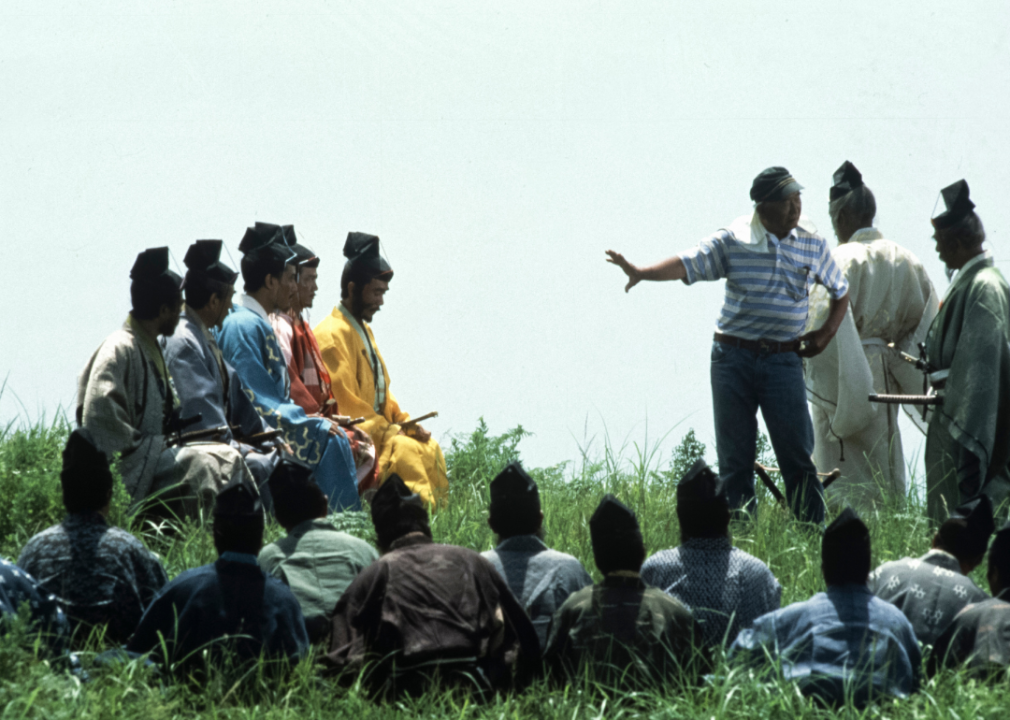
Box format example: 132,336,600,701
371,474,429,548
343,232,393,285
489,462,541,537
948,494,996,559
590,494,645,574
238,222,298,264
131,247,184,288
932,180,976,230
183,240,239,284
830,161,864,201
676,459,725,507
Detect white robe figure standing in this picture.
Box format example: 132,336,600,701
805,162,938,510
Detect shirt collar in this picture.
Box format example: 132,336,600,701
218,551,260,566
63,511,108,527
601,574,646,590
495,534,549,553
388,532,433,552
681,536,733,550
338,302,367,333
241,294,270,322
921,548,962,573
288,517,336,538
825,583,872,596
944,251,992,300
848,227,884,244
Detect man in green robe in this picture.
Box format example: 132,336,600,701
924,180,1010,520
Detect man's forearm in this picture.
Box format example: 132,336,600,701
637,256,687,282
819,293,850,340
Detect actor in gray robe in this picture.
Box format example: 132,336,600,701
77,248,251,515
162,240,280,495
924,181,1010,519
870,496,994,645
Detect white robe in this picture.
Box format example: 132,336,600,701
77,318,251,515
805,228,938,509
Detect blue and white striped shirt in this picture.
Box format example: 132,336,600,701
680,221,848,342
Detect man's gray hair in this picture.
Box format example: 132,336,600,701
829,184,877,227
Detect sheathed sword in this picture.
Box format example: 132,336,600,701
753,462,842,512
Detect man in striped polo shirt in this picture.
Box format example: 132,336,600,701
607,167,850,523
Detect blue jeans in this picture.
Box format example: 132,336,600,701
710,342,825,524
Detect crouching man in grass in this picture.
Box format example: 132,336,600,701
18,428,168,649
641,459,781,650
930,519,1010,678
257,460,378,644
481,461,592,651
543,494,707,690
730,507,921,707
127,481,309,678
870,495,993,645
322,474,539,699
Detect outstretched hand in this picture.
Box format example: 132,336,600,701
605,250,641,293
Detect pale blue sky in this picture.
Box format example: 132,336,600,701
2,1,1008,480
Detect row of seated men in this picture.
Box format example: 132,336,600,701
3,429,1010,704
76,223,448,525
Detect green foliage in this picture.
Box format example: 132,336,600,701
0,417,1005,718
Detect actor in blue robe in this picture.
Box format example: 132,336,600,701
218,224,359,511
127,482,309,677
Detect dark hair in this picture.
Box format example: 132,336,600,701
936,518,988,565
822,534,871,586
269,464,328,531
677,499,730,541
340,265,392,300
988,531,1010,594
241,253,286,293
936,211,986,250
131,275,182,320
213,514,265,556
184,273,232,310
830,185,877,229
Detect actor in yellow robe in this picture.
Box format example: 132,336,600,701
314,232,448,506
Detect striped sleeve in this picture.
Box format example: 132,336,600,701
813,237,849,299
680,231,731,285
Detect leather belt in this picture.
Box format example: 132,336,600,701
714,332,800,354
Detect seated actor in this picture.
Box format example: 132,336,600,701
77,247,251,516
218,223,359,511
314,232,448,505
870,495,993,645
19,429,168,647
481,461,592,649
323,475,539,698
730,507,921,706
162,239,282,500
128,481,309,676
270,241,376,486
641,459,781,648
929,521,1010,678
258,460,378,643
543,494,706,689
0,557,69,654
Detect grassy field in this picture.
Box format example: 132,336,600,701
0,415,1006,719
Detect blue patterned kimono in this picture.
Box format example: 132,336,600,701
218,297,359,511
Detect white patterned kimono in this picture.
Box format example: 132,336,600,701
805,228,938,509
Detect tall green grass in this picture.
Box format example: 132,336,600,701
0,415,1005,718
